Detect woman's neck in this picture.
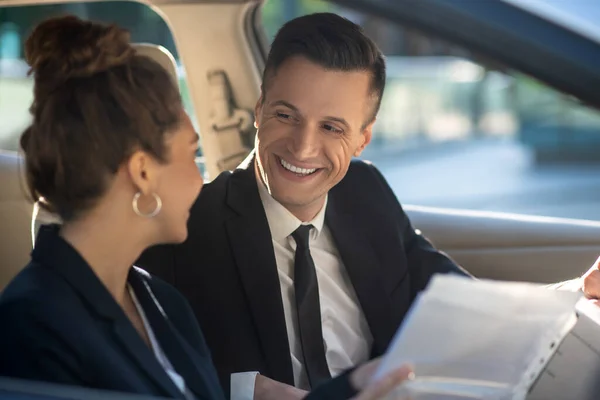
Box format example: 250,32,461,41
60,209,148,306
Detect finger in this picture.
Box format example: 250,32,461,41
350,358,384,390
582,256,600,280
356,359,380,384
352,366,413,400
360,358,382,376
583,270,600,299
354,367,413,400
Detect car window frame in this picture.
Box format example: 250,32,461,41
324,0,600,111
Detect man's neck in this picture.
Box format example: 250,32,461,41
285,199,326,223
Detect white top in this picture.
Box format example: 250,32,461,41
128,285,196,400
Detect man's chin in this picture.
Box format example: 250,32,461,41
270,189,303,205
272,189,325,212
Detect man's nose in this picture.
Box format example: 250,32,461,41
289,123,320,160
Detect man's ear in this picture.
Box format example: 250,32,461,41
254,95,264,129
354,119,375,157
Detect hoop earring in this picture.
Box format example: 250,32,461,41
132,192,162,218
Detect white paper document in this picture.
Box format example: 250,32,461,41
527,297,600,400
373,274,583,400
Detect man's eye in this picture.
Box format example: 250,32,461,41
276,112,292,120
323,124,342,134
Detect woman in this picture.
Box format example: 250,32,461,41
0,15,411,400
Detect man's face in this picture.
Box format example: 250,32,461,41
254,56,375,220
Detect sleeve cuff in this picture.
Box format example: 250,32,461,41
230,371,259,400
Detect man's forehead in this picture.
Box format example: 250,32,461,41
265,66,371,115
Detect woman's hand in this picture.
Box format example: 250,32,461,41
350,358,413,400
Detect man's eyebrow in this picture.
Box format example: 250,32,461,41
324,116,350,129
269,100,299,111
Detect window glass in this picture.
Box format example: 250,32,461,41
0,2,202,169
261,0,600,221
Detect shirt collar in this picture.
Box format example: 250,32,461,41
256,173,327,243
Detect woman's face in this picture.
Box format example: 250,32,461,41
152,112,203,244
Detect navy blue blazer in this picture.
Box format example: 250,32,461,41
0,225,357,400
0,224,225,400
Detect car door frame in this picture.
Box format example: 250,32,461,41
319,0,600,111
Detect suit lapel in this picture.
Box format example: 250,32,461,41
224,161,295,385
325,191,396,356
128,271,221,400
112,320,185,399
33,226,185,399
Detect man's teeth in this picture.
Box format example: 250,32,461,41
280,158,317,175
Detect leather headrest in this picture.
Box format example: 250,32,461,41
132,43,179,86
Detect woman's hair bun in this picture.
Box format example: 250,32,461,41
24,15,135,80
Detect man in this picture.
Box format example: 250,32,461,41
137,12,599,400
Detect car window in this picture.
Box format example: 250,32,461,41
0,1,204,170
261,0,600,221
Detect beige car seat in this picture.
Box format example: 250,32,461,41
0,151,32,290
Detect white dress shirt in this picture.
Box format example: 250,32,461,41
231,179,374,399
256,180,373,390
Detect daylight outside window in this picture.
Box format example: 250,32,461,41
0,2,204,172
261,0,600,221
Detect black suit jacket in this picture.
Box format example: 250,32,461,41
0,224,225,400
0,223,356,400
137,156,469,393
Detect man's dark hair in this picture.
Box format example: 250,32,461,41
262,12,386,125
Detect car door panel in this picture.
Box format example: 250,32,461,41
405,205,600,283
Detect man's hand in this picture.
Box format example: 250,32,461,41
253,374,307,400
350,358,414,400
582,256,600,302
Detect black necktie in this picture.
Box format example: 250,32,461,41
292,225,331,388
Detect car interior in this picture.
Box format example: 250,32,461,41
1,0,600,396
1,0,600,291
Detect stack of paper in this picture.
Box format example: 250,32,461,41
373,274,582,400
527,298,600,400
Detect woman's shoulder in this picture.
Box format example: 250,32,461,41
1,260,68,307
0,261,90,383
0,260,88,335
0,261,69,344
